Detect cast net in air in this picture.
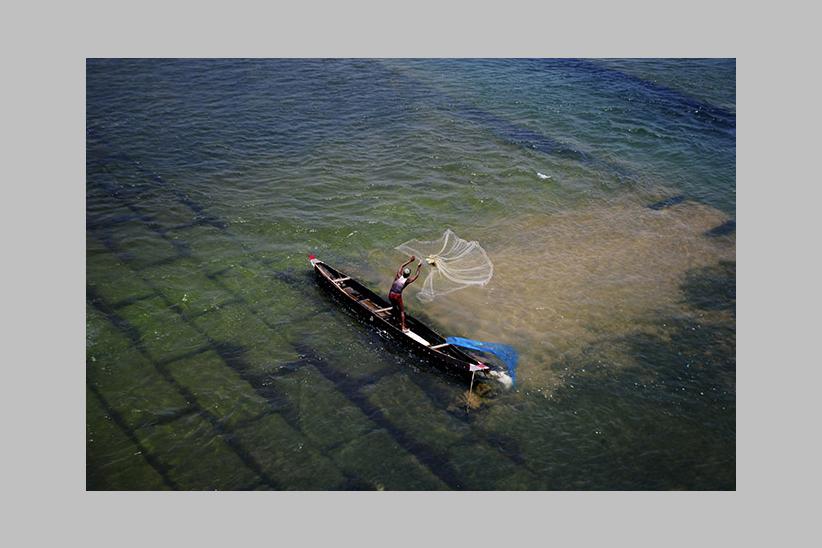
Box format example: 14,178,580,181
395,229,494,302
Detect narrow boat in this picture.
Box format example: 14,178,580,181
309,255,513,388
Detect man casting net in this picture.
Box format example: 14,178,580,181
395,229,494,302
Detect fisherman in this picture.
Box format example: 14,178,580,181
389,255,422,332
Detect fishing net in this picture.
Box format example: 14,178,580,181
395,229,494,302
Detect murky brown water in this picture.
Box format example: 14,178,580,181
365,195,734,390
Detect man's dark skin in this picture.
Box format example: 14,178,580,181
388,255,422,332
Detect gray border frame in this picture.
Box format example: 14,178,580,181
10,0,808,544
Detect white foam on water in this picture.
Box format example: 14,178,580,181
489,370,514,389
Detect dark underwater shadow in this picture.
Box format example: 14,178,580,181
680,260,736,315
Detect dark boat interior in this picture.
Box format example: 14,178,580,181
315,261,477,363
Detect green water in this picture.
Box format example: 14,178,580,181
87,59,735,490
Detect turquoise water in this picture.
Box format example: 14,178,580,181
87,59,735,490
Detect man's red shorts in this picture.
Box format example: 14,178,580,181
388,291,403,309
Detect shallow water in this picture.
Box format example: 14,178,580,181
87,59,735,490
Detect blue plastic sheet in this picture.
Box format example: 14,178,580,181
445,336,519,384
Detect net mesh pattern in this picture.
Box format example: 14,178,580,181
395,229,494,302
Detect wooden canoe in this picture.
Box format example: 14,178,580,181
309,255,512,388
